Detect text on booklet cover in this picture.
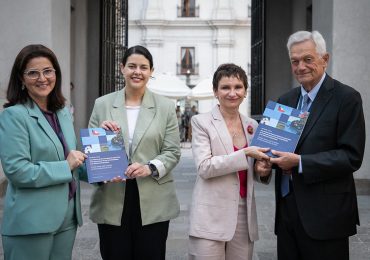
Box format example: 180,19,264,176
250,101,309,157
80,128,128,183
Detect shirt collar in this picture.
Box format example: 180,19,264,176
300,73,326,102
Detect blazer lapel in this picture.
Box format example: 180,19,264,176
285,87,301,108
241,115,257,165
296,75,334,149
110,89,130,158
211,106,234,155
57,108,75,152
27,102,65,160
131,90,156,156
241,115,255,196
241,116,251,146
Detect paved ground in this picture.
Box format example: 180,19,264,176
0,146,369,259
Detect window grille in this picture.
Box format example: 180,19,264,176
251,0,265,119
100,0,128,96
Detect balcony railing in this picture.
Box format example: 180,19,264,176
176,63,199,75
177,5,199,17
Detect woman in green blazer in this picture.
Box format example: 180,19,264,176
0,45,87,260
88,45,181,260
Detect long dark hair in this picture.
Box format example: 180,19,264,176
4,44,65,112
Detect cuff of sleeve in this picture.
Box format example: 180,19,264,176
225,149,249,172
150,159,165,179
236,149,249,170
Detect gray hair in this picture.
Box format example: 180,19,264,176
287,31,327,57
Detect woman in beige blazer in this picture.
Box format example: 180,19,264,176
189,63,271,260
88,45,181,260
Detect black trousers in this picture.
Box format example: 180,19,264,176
277,186,349,260
98,179,170,260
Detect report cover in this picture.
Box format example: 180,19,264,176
250,101,309,157
80,128,128,183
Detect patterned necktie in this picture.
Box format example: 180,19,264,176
301,93,310,112
281,94,310,197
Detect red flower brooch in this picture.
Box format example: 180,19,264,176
247,125,254,135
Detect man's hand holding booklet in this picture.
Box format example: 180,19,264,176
250,101,309,157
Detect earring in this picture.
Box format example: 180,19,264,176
21,85,25,90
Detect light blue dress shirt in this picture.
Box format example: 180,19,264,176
298,73,326,173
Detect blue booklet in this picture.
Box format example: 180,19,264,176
80,128,129,183
250,101,310,157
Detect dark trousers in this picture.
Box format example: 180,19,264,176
98,179,170,260
277,187,349,260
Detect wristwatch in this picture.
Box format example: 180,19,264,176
147,162,159,177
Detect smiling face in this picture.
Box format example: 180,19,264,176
22,57,56,110
120,54,153,92
290,40,329,91
214,76,246,111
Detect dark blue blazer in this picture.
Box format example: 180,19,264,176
274,74,365,240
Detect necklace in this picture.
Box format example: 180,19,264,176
226,118,242,139
219,107,243,139
231,129,243,139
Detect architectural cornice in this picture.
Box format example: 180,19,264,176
212,38,234,47
133,19,250,29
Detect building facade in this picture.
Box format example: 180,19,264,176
128,0,252,114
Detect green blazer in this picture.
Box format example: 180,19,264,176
0,101,83,236
88,89,181,226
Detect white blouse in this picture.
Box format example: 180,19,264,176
125,105,141,145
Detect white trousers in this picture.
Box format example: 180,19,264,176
189,202,254,260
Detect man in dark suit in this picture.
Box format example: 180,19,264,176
256,30,366,260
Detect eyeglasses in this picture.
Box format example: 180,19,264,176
23,68,56,80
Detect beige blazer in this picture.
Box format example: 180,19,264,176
189,105,263,242
88,89,181,226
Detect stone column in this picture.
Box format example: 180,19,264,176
313,0,370,179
